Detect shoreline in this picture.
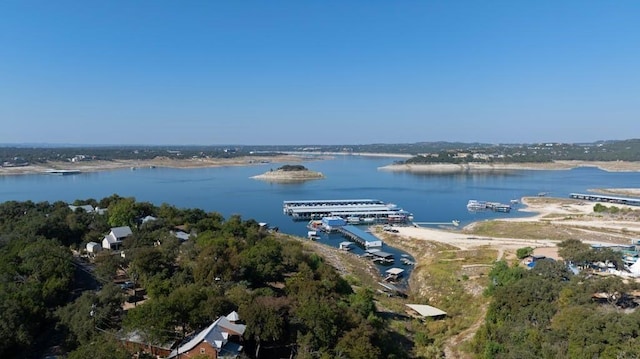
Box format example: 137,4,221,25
391,194,640,252
0,155,307,177
379,160,640,173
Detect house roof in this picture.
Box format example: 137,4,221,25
406,304,447,317
110,226,132,239
168,314,246,358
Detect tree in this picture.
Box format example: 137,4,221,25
241,296,289,358
516,246,533,259
108,197,136,227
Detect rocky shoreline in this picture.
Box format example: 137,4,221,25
251,168,325,182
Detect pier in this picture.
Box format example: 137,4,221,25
337,225,383,248
569,193,640,206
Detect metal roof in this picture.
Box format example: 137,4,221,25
406,304,447,317
386,268,404,275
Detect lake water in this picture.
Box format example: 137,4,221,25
2,156,640,285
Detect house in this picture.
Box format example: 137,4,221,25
168,312,246,359
102,226,133,250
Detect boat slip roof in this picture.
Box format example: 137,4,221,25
288,204,398,213
386,268,404,275
284,199,383,205
406,304,447,317
341,225,384,245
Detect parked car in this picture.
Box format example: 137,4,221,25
120,281,134,290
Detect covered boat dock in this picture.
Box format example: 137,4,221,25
338,225,383,248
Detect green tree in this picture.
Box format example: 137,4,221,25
516,246,533,259
108,197,136,227
241,296,289,358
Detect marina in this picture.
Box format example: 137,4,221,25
283,199,413,223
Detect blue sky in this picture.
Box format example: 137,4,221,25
1,1,638,145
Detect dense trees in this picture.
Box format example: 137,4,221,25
473,241,640,358
0,197,405,358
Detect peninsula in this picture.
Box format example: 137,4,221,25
251,164,325,182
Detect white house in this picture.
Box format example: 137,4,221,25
102,226,133,250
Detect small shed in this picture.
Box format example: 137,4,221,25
406,304,447,319
86,241,101,254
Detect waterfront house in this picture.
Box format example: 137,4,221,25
168,312,246,358
102,226,133,250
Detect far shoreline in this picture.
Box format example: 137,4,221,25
0,155,308,177
378,160,640,173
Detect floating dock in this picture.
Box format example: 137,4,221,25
467,200,511,212
45,169,81,175
283,199,413,222
570,193,640,206
337,225,383,248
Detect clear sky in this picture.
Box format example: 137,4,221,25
1,1,638,146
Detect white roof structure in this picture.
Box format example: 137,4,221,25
168,314,246,358
629,260,640,276
406,304,447,318
386,268,405,276
226,311,240,322
172,230,191,241
69,204,94,213
86,241,101,253
141,215,157,223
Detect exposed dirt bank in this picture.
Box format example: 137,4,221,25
0,155,306,176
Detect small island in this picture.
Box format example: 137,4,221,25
251,164,325,182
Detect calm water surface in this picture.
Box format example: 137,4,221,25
2,156,639,283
